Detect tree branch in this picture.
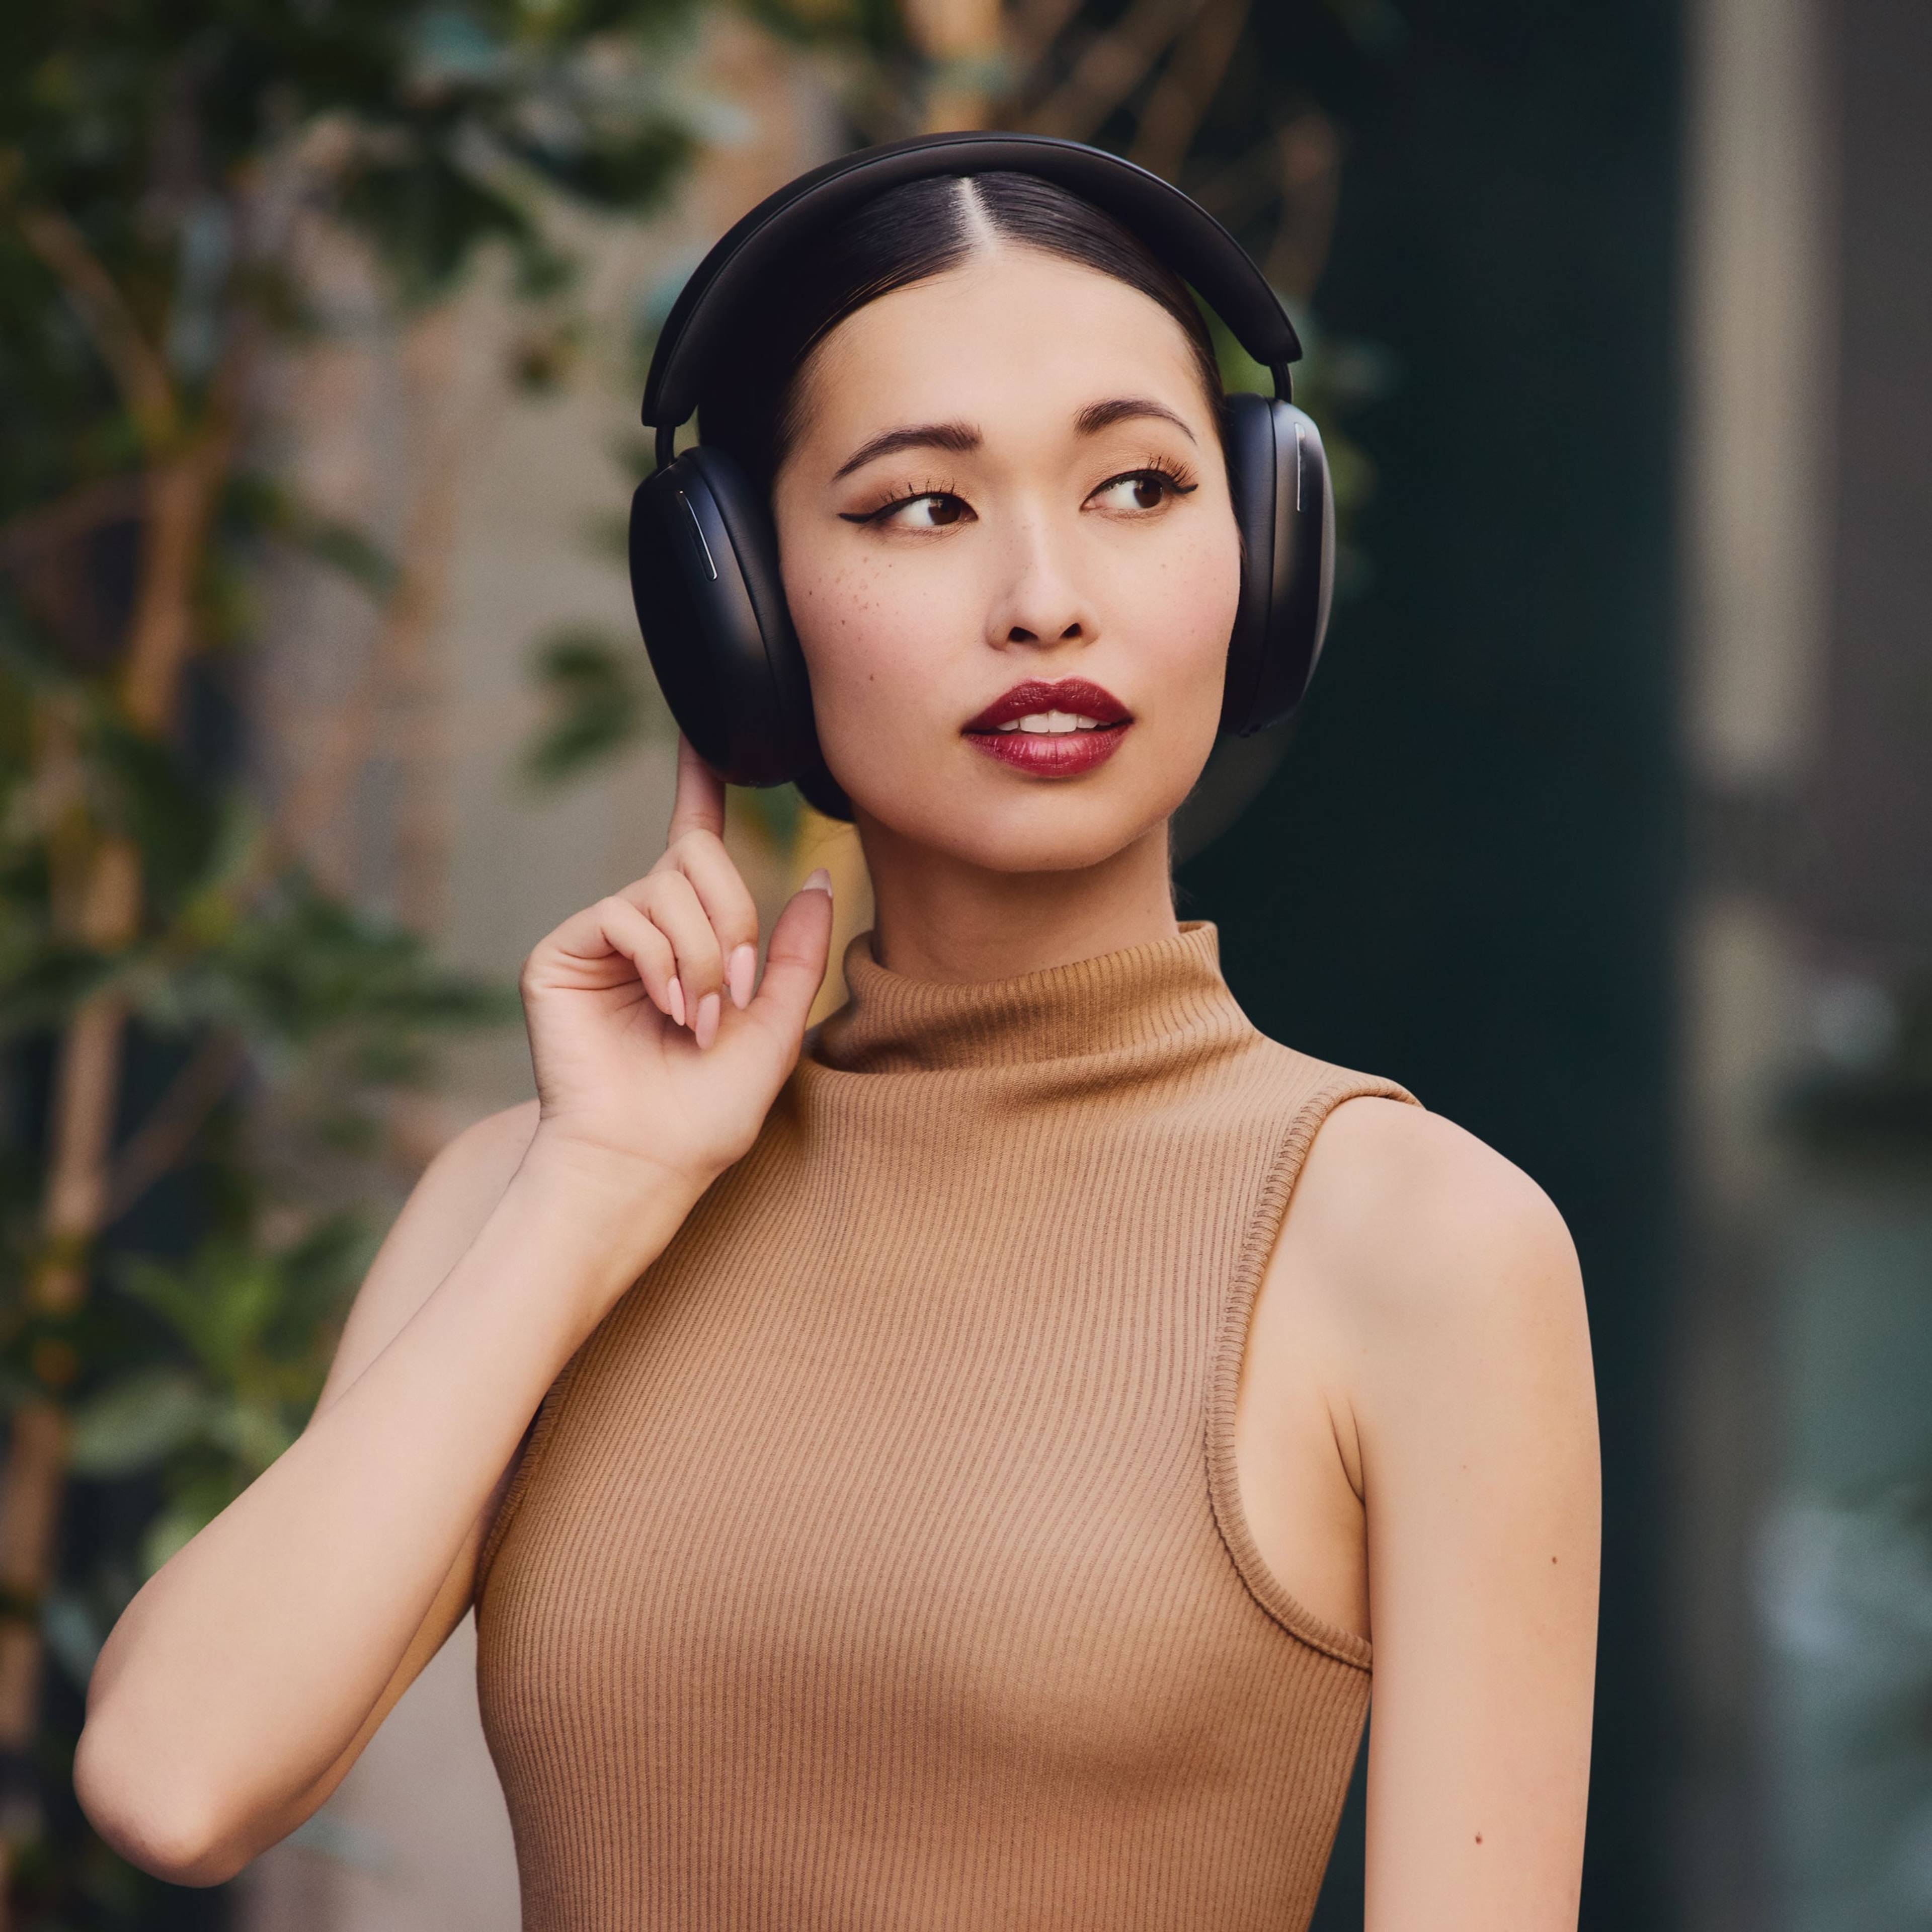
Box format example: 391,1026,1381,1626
1022,0,1206,143
0,474,146,575
1261,109,1342,302
104,1032,248,1224
120,439,231,737
1127,0,1252,182
14,206,178,453
1007,0,1092,76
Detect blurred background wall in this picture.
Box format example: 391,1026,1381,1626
1673,2,1932,1926
2,0,1929,1928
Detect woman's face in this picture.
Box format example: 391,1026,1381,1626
771,246,1240,874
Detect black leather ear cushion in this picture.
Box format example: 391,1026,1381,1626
794,760,855,822
1217,393,1335,736
628,446,819,787
1220,390,1278,738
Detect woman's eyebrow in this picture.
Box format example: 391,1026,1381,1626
1074,397,1197,443
833,421,981,480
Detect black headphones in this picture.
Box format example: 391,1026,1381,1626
629,131,1335,819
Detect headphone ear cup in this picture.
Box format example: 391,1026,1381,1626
1218,393,1336,737
794,762,855,822
629,446,820,786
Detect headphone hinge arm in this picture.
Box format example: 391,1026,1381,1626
653,423,679,470
1270,363,1294,405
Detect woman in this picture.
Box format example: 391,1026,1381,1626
77,148,1599,1929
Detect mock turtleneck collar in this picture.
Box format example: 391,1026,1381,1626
808,922,1249,1075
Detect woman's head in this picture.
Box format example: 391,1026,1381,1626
697,174,1241,876
698,174,1226,491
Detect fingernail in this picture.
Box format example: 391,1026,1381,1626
695,991,720,1051
728,943,755,1010
803,868,833,896
667,977,685,1028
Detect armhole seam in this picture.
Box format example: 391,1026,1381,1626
1203,1073,1420,1673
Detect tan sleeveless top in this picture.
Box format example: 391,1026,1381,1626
477,923,1413,1930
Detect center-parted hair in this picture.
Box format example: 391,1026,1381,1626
694,172,1226,494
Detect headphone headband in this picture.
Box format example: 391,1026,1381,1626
640,131,1302,431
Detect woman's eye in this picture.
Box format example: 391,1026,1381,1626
1090,471,1183,513
882,493,969,530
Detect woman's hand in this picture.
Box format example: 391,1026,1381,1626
75,750,824,1884
520,737,834,1190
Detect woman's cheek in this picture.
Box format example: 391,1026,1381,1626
790,559,957,778
1112,530,1240,726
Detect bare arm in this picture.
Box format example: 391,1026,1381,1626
1263,1098,1599,1929
244,1099,543,1834
75,744,834,1885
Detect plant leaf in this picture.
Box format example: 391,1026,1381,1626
523,624,661,786
68,1369,212,1478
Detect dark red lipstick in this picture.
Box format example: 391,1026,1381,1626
962,679,1133,777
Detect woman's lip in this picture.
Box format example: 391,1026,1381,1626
967,723,1130,777
963,678,1132,733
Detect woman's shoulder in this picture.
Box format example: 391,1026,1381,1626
1274,1092,1584,1349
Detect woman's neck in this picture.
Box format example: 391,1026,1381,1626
855,815,1179,985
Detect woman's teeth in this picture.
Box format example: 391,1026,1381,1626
995,710,1103,734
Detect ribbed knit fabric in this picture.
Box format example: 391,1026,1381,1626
476,923,1414,1931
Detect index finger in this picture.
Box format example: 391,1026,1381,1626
667,734,727,843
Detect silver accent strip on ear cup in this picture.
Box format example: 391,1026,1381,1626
1294,421,1305,511
677,491,719,580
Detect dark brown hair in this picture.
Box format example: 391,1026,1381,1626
694,171,1225,493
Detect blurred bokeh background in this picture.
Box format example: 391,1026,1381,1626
1,0,1927,1926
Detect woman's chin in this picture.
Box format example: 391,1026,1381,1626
845,764,1192,877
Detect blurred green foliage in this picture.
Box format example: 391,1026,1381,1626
72,1221,374,1576
524,622,664,786
0,0,705,1919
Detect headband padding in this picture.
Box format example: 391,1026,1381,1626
642,132,1302,429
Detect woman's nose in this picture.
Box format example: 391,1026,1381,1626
986,520,1096,650
1003,614,1085,646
